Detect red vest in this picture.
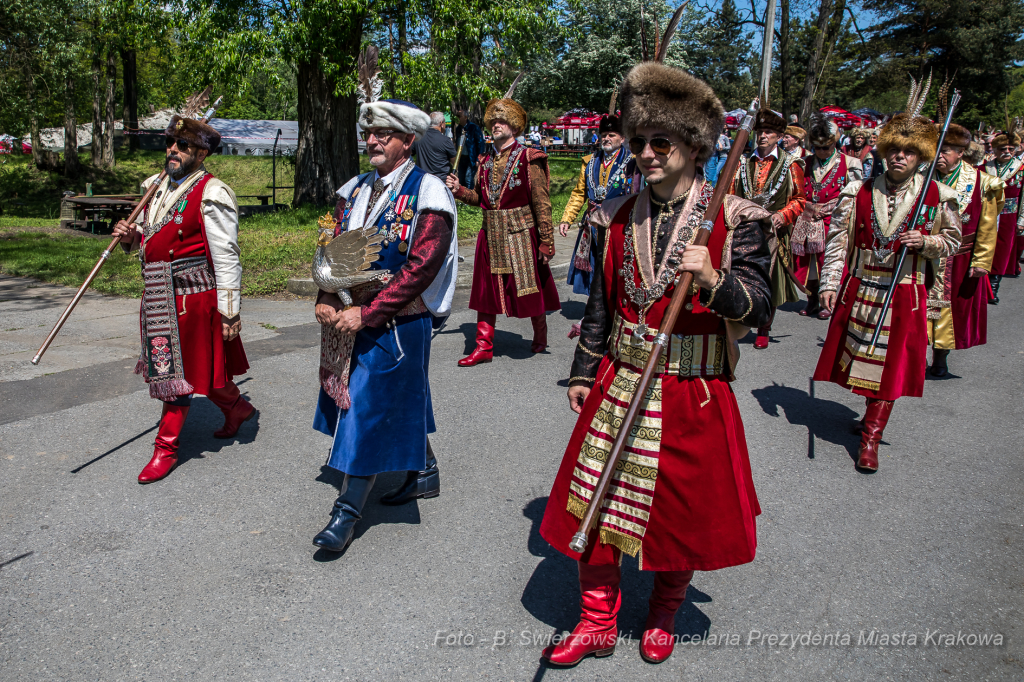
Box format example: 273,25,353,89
852,178,941,256
142,173,214,266
477,142,543,211
803,154,849,205
603,194,730,337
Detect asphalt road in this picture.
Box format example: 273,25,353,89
1,270,1022,681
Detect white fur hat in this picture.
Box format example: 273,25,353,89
359,99,431,139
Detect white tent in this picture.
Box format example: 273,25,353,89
212,119,299,156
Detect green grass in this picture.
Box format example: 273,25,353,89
0,151,581,296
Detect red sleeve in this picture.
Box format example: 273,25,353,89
361,210,453,328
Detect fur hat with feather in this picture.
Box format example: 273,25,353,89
484,72,528,134
356,45,430,138
876,72,939,162
807,113,839,147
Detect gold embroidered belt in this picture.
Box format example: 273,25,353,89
483,205,539,297
608,314,727,378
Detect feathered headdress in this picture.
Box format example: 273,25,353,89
905,71,932,118
483,71,528,134
876,71,938,162
356,46,383,105
618,1,722,163
934,74,970,149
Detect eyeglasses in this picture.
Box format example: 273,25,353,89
361,129,400,142
165,137,190,152
629,136,675,156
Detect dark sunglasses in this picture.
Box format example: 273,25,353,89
165,136,190,152
360,129,400,142
629,136,675,156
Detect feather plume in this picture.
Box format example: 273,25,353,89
503,71,525,99
655,2,689,63
357,46,382,105
653,13,660,62
906,70,932,117
935,74,950,123
639,0,650,62
181,86,213,120
608,86,618,116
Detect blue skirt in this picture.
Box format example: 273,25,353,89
566,225,596,296
313,312,436,476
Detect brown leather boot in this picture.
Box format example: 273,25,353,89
458,313,496,367
530,314,548,353
856,399,894,472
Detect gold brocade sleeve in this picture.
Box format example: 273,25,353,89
920,199,961,260
559,157,590,225
971,172,1004,272
819,191,858,292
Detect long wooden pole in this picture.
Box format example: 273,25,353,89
568,99,760,554
31,97,223,365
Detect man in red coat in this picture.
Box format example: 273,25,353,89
815,114,961,472
539,62,773,666
446,97,560,365
113,116,254,483
983,131,1024,302
928,123,1003,376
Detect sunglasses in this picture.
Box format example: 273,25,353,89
165,136,191,152
629,136,675,156
361,129,400,142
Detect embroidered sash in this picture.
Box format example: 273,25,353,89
483,205,539,296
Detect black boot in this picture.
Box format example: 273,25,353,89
929,349,950,378
313,474,377,552
989,274,1001,304
380,441,440,506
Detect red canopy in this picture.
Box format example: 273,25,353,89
541,112,603,130
819,105,878,129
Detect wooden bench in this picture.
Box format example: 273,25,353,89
236,194,272,205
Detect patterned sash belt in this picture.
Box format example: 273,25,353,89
483,205,539,297
608,314,727,378
955,232,976,256
1001,196,1018,215
349,276,428,317
171,256,216,294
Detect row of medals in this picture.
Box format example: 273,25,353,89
379,206,416,253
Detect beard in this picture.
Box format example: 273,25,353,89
165,153,199,180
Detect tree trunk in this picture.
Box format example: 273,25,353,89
103,50,116,169
798,0,834,124
294,61,360,206
64,76,80,177
398,2,407,76
26,67,45,169
91,48,103,167
779,0,792,120
121,48,139,152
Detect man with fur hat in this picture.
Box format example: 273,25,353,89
538,61,773,666
112,115,254,484
780,124,808,161
558,112,641,297
842,127,882,179
729,108,806,349
983,129,1024,300
446,94,560,365
311,99,458,552
792,113,863,318
814,112,961,473
927,121,1004,376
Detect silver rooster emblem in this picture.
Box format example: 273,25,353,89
311,213,385,306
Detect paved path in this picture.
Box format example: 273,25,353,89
1,270,1022,681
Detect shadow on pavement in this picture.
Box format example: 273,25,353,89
750,382,861,464
519,497,712,642
439,321,537,360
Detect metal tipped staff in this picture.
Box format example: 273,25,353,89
865,89,961,357
31,91,223,365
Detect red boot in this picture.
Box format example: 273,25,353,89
208,382,256,438
856,399,894,472
640,570,694,663
138,402,189,483
458,313,495,367
543,561,621,666
531,314,548,353
753,326,770,349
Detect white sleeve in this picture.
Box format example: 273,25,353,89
202,180,242,318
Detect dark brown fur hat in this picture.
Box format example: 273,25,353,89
165,115,221,152
963,140,986,167
754,109,787,134
599,113,622,135
619,62,724,164
991,130,1021,149
876,113,939,163
807,113,839,147
942,122,971,149
484,99,527,135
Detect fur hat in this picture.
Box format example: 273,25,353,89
876,113,939,163
807,113,840,147
165,115,221,152
599,113,622,135
963,140,986,167
785,125,806,141
991,130,1021,149
847,126,871,142
484,99,528,135
618,61,724,164
754,109,787,135
359,99,431,139
942,122,971,149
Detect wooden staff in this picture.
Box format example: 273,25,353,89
452,130,467,171
568,99,760,554
31,95,223,366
